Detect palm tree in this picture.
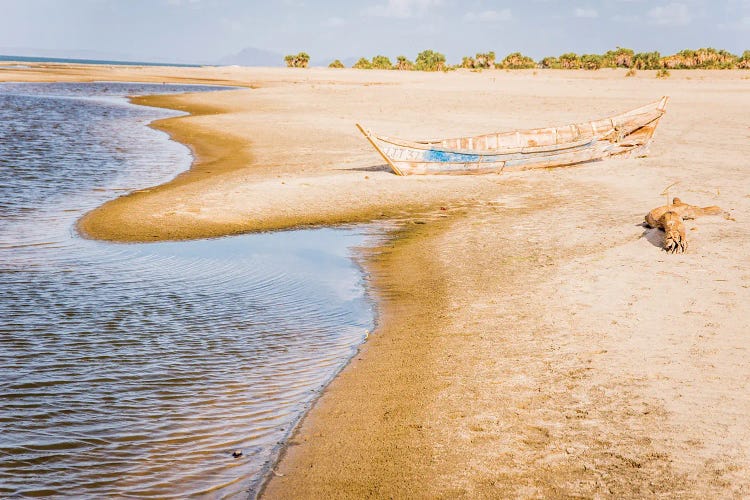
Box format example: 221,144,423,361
296,52,310,68
738,50,750,69
395,56,414,70
602,47,634,68
559,53,581,69
284,52,310,68
500,52,536,69
415,50,446,71
473,51,495,69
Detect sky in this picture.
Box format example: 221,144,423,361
0,0,748,64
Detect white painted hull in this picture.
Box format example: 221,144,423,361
357,96,669,175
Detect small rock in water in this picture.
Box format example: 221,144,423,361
232,449,243,458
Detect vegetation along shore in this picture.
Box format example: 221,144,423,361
278,47,750,72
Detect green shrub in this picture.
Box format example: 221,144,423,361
539,56,560,69
352,57,372,69
371,55,393,69
415,49,446,71
656,68,670,79
662,47,738,69
581,54,604,70
633,51,661,70
328,59,345,68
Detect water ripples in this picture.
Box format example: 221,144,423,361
0,83,378,497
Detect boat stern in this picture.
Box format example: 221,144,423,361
657,95,670,112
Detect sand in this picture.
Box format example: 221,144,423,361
4,63,750,497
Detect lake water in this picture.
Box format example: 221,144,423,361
0,83,376,497
0,55,201,67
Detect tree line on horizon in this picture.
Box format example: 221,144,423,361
284,47,750,71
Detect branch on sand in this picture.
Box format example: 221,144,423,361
644,197,723,253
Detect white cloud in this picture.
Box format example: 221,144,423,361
463,9,512,22
720,1,750,29
647,2,691,25
612,14,638,22
574,8,598,18
323,16,346,27
221,17,243,32
364,0,441,19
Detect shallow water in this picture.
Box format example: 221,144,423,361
0,83,376,497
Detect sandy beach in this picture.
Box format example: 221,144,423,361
4,63,750,497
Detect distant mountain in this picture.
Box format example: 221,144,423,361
217,47,284,67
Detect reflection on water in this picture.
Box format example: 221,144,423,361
0,83,376,497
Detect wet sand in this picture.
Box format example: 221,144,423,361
4,63,750,497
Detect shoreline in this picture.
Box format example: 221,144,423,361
258,217,453,497
4,65,750,497
76,90,256,241
248,221,392,496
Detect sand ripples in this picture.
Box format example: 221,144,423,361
0,83,376,497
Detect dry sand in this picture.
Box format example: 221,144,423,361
4,63,750,497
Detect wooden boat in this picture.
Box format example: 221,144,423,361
356,96,669,175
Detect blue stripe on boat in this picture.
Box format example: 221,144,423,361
423,150,482,163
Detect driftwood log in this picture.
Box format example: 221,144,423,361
645,197,722,253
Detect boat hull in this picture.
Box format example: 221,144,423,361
357,97,668,175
